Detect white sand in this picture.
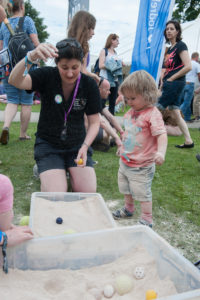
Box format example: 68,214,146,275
31,197,114,237
0,247,177,300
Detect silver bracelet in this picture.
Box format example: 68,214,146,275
82,142,89,148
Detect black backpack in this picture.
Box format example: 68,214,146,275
93,48,108,74
8,17,35,67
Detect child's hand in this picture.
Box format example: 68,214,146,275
154,152,165,165
6,226,34,247
116,145,123,157
115,137,123,148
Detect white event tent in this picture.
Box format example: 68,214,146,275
181,17,200,56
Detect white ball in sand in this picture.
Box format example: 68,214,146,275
19,216,29,226
103,284,115,298
114,274,134,296
134,266,145,279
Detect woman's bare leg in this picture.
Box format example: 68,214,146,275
171,109,193,144
40,169,68,192
69,166,96,192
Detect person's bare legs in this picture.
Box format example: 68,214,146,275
140,201,152,224
124,194,135,213
40,169,68,192
69,166,96,192
20,104,32,138
171,109,193,144
3,103,18,128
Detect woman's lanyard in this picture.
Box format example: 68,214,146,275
64,73,81,127
60,73,81,142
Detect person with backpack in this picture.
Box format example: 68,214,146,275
0,0,39,145
99,34,123,115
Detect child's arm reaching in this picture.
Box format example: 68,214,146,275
154,132,168,165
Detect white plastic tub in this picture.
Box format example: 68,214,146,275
8,225,200,299
29,192,116,237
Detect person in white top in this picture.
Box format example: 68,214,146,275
180,52,200,122
99,34,123,115
193,69,200,121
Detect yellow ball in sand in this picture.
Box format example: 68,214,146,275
146,289,157,300
19,216,29,226
64,229,77,234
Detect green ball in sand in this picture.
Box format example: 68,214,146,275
19,216,30,226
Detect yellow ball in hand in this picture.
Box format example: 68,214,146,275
19,216,29,226
77,158,83,165
146,289,157,300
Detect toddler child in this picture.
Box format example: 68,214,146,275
0,174,33,272
113,70,167,227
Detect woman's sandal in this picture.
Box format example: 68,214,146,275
0,127,9,145
19,136,31,141
175,142,194,149
112,207,133,219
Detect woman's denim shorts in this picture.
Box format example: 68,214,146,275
157,80,185,110
3,77,33,105
34,137,94,174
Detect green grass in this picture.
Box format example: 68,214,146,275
0,102,41,113
0,122,200,227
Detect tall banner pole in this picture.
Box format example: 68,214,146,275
68,0,89,27
130,0,175,83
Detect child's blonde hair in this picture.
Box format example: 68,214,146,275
119,70,158,104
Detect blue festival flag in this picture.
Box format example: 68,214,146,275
130,0,175,81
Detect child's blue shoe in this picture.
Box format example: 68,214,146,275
139,219,153,228
112,207,133,219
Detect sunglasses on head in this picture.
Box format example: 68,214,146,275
56,40,81,50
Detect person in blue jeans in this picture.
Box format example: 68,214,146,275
0,0,40,145
180,52,200,122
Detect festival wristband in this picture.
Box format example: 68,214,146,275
1,231,8,273
23,54,33,76
0,230,3,244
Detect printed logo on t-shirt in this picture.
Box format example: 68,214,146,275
54,94,63,104
73,98,87,110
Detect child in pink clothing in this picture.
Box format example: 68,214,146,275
0,174,33,247
113,70,167,227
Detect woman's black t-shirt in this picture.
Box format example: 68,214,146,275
163,40,188,81
28,67,101,149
